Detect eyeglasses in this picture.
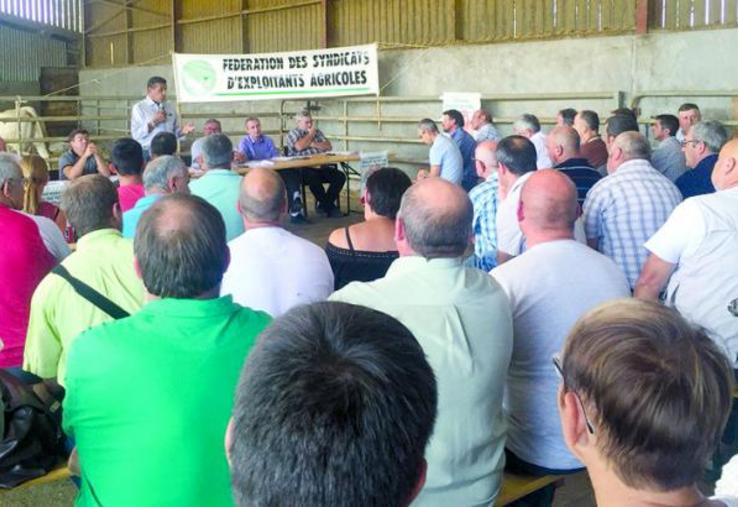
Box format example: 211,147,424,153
552,354,595,434
680,139,701,148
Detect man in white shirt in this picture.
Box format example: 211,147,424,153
130,76,194,157
636,138,738,369
220,167,333,317
676,102,701,143
331,178,513,506
416,118,463,186
513,114,552,169
495,135,537,265
491,170,629,486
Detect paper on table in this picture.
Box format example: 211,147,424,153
244,159,275,167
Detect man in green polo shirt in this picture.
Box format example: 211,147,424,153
63,194,271,507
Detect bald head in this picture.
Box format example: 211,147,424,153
520,169,578,238
475,140,498,179
546,126,581,165
239,168,286,223
712,137,738,191
398,178,472,258
608,131,651,173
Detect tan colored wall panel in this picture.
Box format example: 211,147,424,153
181,18,242,53
246,3,321,52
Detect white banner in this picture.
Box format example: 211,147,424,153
440,92,481,127
172,44,379,103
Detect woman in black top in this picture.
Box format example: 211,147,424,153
325,167,412,290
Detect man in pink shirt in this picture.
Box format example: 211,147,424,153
0,154,67,372
113,138,146,212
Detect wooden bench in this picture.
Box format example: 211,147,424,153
0,463,71,492
495,471,564,506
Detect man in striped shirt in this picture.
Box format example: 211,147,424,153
469,140,500,271
583,132,681,289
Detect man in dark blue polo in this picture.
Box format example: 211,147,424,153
546,126,601,205
676,120,728,199
442,109,478,192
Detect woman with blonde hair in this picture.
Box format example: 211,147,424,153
20,154,67,234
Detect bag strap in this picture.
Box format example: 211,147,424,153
52,265,130,320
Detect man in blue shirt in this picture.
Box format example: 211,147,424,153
238,116,279,161
442,109,478,191
469,140,500,271
417,119,463,186
676,120,728,199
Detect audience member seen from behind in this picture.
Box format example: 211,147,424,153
416,118,463,186
649,114,687,182
675,120,729,199
58,128,110,181
557,299,737,507
228,301,437,507
20,154,66,233
149,131,177,159
573,110,608,170
111,138,145,212
63,193,271,507
122,155,190,238
220,168,333,317
513,114,552,169
331,178,513,506
0,154,64,372
442,109,478,191
603,113,639,151
469,140,501,271
546,125,601,205
23,175,144,389
326,167,411,290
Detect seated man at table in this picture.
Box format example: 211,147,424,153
286,110,345,219
59,128,110,180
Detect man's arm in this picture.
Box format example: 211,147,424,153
23,281,63,382
93,149,111,177
428,165,441,177
130,103,152,143
587,238,599,250
293,130,315,152
63,152,92,180
496,250,514,265
634,254,675,300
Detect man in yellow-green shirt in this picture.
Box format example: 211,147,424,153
23,175,144,387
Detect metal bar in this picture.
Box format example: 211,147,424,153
630,89,738,109
176,11,241,26
87,21,171,38
89,0,169,18
243,0,321,16
635,0,650,34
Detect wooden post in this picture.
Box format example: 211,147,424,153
635,0,650,34
125,0,133,64
320,0,329,48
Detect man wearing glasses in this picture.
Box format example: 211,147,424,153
675,120,729,199
491,170,629,504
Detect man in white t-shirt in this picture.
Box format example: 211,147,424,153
513,114,552,169
220,168,333,317
495,135,537,265
416,118,463,186
491,170,629,484
636,138,738,369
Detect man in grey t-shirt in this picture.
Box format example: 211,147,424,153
58,128,110,181
416,118,463,186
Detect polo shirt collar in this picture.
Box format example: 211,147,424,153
202,168,235,178
386,255,462,276
144,96,159,107
141,295,238,318
555,158,590,169
136,194,161,209
76,228,123,250
695,153,719,172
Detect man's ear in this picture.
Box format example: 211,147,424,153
516,199,525,224
559,388,592,460
1,180,10,199
112,202,122,229
225,417,235,467
223,245,231,273
406,459,428,506
133,257,143,281
394,216,406,244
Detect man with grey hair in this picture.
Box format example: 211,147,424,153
416,118,463,186
470,109,501,142
24,175,144,388
583,131,682,288
122,155,190,238
513,113,552,169
189,133,244,240
221,168,333,317
331,178,513,506
675,120,729,198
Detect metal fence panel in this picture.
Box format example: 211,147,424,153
649,0,738,30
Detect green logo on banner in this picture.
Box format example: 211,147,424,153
182,60,217,96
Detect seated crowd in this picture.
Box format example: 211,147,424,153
0,97,737,507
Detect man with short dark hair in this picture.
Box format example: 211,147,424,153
24,175,144,386
574,110,608,169
189,133,244,241
130,76,194,157
676,102,701,142
221,168,333,317
111,138,145,212
63,193,271,507
546,125,601,204
514,113,552,169
675,120,729,198
150,131,177,159
558,299,736,507
416,118,463,186
557,108,577,127
228,301,438,507
331,178,513,506
650,114,686,182
442,109,477,191
58,128,110,180
604,113,640,150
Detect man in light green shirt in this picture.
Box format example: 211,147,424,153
189,133,244,241
64,194,271,507
330,178,513,507
24,175,144,387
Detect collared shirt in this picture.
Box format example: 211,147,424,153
645,186,738,367
469,172,500,270
285,127,329,156
583,158,682,288
130,97,181,150
450,127,478,190
554,157,602,205
189,169,244,241
429,133,463,185
63,296,271,507
221,226,334,317
474,123,501,143
23,228,144,385
652,136,687,182
58,150,99,180
675,153,718,199
496,171,534,257
0,205,57,367
189,136,206,169
122,194,161,239
331,256,513,507
491,240,630,470
238,134,279,161
530,131,552,169
117,183,145,212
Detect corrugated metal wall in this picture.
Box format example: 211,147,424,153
649,0,738,30
179,1,241,53
0,25,68,81
246,0,322,53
